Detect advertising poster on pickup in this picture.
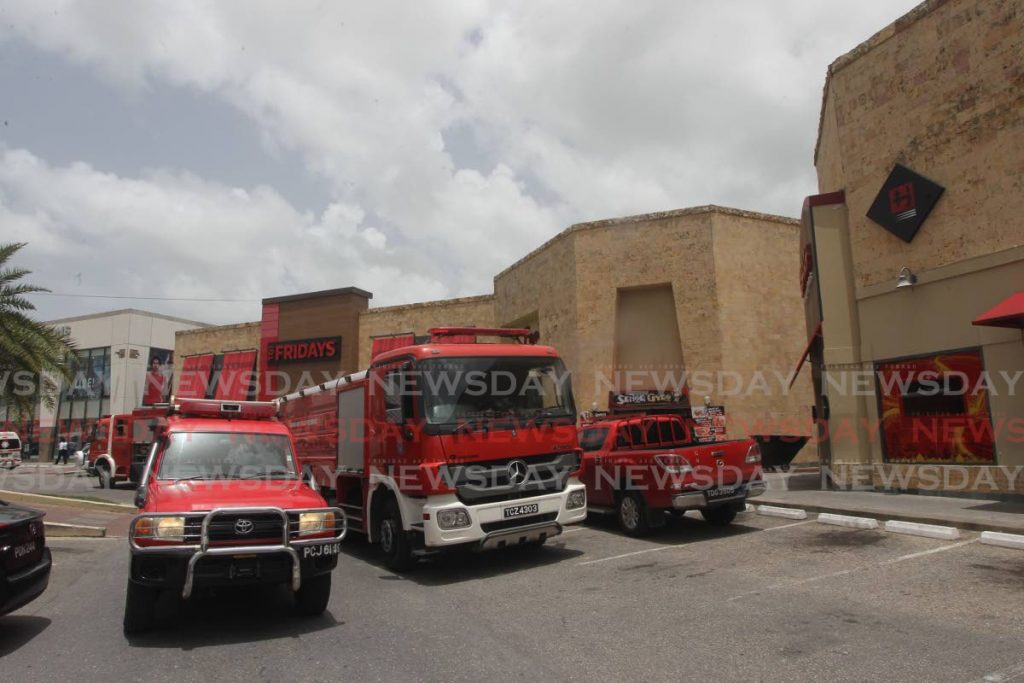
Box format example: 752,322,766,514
690,405,727,443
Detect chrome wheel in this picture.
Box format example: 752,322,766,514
619,495,640,531
379,518,396,554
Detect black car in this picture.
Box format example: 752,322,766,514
0,499,52,616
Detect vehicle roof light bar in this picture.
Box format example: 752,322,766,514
172,399,279,419
427,327,540,345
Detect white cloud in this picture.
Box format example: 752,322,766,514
0,0,923,322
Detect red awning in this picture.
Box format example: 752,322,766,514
972,292,1024,329
371,334,415,360
214,350,257,401
788,323,822,390
177,354,214,399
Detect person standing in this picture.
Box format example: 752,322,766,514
57,436,69,465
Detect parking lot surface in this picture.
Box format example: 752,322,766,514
2,510,1022,682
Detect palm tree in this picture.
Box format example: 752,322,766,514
0,242,74,418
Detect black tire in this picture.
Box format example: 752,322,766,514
377,496,414,572
295,573,332,616
701,506,738,526
122,581,159,634
97,462,112,489
617,492,653,537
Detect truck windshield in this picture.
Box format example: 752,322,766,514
156,432,297,480
418,356,576,426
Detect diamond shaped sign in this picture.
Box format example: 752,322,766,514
866,164,944,243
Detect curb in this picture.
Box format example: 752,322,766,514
817,513,879,530
757,505,807,520
751,498,1024,536
980,531,1024,550
0,489,135,513
884,520,959,541
45,522,106,538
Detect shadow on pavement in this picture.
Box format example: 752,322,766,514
125,584,339,650
341,534,585,587
0,615,52,657
583,511,763,546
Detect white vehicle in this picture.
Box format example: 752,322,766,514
0,431,22,469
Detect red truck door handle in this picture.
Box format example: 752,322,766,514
711,450,725,458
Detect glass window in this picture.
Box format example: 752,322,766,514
658,419,674,445
580,428,609,452
627,421,644,449
156,432,297,480
614,425,630,449
643,419,660,447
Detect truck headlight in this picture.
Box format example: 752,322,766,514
134,516,187,541
436,508,471,530
567,489,586,510
298,511,334,536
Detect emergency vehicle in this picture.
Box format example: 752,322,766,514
85,407,169,488
278,327,588,570
124,399,346,634
578,396,766,536
0,431,22,469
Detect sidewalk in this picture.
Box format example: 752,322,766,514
757,475,1024,535
2,491,136,538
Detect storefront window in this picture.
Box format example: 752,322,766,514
875,349,995,464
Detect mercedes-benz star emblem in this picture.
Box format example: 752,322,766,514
234,518,254,535
507,460,529,486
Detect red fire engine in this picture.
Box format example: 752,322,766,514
278,327,588,570
85,407,171,488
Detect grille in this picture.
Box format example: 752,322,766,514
442,451,580,505
185,512,285,543
480,511,558,534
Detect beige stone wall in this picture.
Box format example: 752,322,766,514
711,212,813,450
570,210,720,413
494,232,578,384
173,322,260,394
357,295,496,369
817,0,1024,290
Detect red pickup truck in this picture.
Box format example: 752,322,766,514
578,413,766,536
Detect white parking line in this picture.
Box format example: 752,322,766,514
728,539,978,602
760,520,814,532
578,545,675,566
969,658,1024,682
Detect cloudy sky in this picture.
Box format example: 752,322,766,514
0,0,920,325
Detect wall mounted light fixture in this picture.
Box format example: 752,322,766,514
896,266,918,289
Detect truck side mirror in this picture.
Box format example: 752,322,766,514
133,487,146,508
301,467,319,492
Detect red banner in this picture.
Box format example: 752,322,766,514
371,334,415,359
876,350,995,464
214,350,257,401
177,354,214,399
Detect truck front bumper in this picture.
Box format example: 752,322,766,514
129,507,347,599
419,480,587,549
671,479,767,510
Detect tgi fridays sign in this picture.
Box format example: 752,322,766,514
266,336,341,365
609,390,689,412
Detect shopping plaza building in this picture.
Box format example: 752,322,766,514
174,206,815,461
798,0,1023,493
0,309,207,458
5,0,1019,495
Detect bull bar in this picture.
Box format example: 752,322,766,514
128,506,347,599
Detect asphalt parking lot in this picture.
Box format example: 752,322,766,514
3,510,1023,682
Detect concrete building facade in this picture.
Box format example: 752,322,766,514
177,204,815,461
801,0,1024,493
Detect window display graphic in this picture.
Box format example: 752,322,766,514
876,350,995,464
143,349,174,406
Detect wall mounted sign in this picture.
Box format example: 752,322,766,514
266,336,342,364
866,164,944,242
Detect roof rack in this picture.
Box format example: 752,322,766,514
172,399,278,419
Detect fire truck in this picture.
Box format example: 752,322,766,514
126,399,345,634
85,407,169,488
277,327,588,570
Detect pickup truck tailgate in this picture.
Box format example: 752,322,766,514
683,440,758,487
